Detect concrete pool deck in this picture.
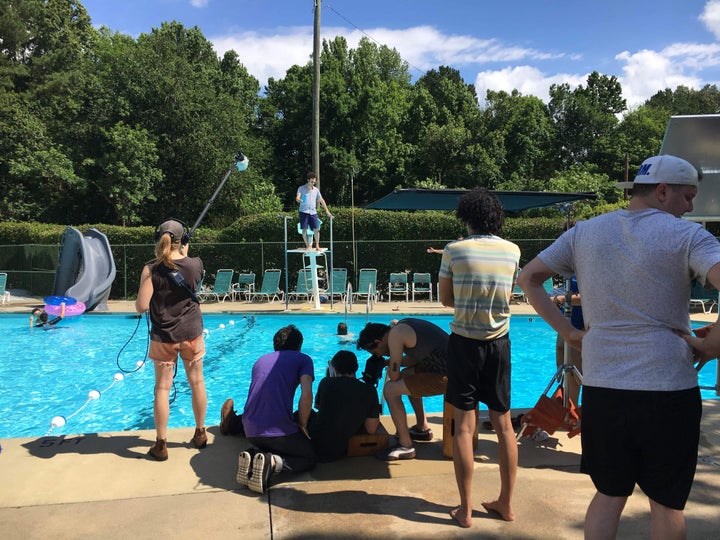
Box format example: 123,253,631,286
1,295,719,539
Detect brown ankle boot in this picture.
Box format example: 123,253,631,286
193,427,207,449
148,438,168,461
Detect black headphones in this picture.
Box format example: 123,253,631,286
154,218,190,245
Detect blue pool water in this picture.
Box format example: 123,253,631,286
0,313,717,439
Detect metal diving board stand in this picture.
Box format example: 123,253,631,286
287,248,329,310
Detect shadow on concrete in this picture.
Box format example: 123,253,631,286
269,486,489,526
22,433,152,460
189,427,395,492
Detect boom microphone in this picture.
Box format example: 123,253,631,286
189,150,249,239
235,152,249,172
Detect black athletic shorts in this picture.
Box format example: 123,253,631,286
580,385,701,510
445,332,511,413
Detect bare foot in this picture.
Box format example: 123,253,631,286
481,500,514,522
306,246,313,251
449,506,472,528
315,246,321,251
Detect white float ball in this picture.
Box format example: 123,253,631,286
219,323,225,329
51,416,66,428
136,360,145,368
229,320,235,325
114,373,124,381
88,390,100,400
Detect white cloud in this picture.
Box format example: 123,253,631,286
190,0,209,7
700,0,720,39
473,66,586,105
472,42,720,110
210,24,572,88
617,42,720,107
351,26,567,71
210,23,720,109
212,28,315,86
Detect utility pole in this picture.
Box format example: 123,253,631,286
312,0,321,188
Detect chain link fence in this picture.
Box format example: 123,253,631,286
0,238,555,300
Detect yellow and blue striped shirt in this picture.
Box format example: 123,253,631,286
439,235,520,340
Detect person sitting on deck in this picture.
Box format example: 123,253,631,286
308,350,380,462
357,318,449,461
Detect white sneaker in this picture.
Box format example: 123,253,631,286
236,451,252,488
249,452,273,494
376,445,416,461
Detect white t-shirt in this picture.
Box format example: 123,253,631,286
539,208,720,391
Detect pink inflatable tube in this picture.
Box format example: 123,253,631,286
44,301,86,317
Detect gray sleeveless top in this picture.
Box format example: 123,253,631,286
398,318,449,374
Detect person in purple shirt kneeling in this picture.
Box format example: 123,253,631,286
219,325,316,494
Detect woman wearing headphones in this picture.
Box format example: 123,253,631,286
136,219,207,461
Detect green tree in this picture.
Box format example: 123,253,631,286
408,66,479,129
547,164,613,203
405,67,492,188
120,22,260,224
549,71,626,171
612,105,670,185
0,0,93,222
263,36,415,206
335,38,414,203
236,181,283,216
645,84,720,115
84,122,162,225
262,63,315,207
483,89,555,190
0,89,85,221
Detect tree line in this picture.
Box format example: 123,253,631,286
2,0,720,228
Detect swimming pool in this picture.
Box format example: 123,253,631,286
1,313,716,439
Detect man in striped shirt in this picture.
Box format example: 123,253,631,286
439,187,521,528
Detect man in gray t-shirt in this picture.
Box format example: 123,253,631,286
518,154,720,538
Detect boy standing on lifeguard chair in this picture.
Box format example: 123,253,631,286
296,171,332,251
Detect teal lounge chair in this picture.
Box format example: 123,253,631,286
329,268,348,302
511,268,527,303
690,279,718,314
234,272,256,301
249,269,284,303
352,268,378,304
198,269,235,303
0,273,9,305
288,269,313,302
388,272,409,302
411,272,433,302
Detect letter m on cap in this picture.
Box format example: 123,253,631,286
638,163,652,175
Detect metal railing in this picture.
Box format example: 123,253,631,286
344,283,352,314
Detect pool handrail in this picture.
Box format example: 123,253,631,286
345,283,352,313
366,282,375,318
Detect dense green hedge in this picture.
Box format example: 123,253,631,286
0,209,566,245
0,210,569,299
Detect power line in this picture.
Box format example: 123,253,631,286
324,2,425,76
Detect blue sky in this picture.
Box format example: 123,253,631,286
81,0,720,108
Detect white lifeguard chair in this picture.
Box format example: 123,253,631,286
284,218,331,310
